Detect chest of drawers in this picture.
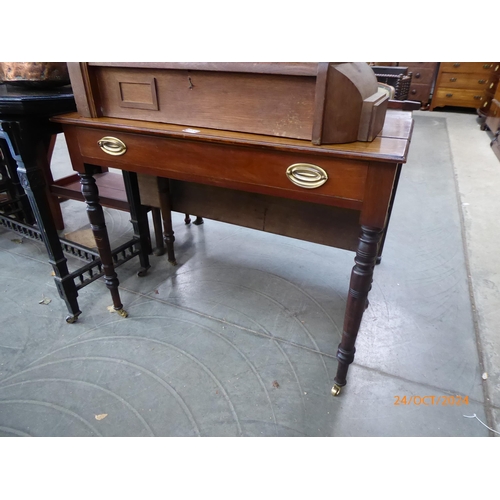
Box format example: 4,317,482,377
398,62,438,107
430,62,499,111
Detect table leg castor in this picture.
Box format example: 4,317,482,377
331,384,342,396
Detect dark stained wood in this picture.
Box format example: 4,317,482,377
169,180,361,251
335,226,383,387
79,165,124,312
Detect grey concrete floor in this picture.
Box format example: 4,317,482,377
0,110,498,437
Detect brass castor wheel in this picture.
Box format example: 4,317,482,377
65,315,79,324
116,308,128,318
193,216,204,225
331,384,342,397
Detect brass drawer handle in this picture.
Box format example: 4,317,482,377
453,63,461,68
483,64,491,69
97,136,127,156
474,95,482,100
449,77,457,82
478,79,486,84
286,163,328,189
446,93,453,98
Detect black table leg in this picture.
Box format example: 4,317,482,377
0,120,81,323
79,164,127,317
332,225,383,396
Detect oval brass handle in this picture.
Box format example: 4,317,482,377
446,93,453,98
411,89,416,94
483,64,491,69
478,79,486,84
453,63,461,68
449,77,457,82
474,95,482,100
415,72,421,78
97,136,127,156
286,163,328,189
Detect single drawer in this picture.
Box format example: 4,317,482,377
434,88,486,107
70,126,369,206
440,62,499,73
408,68,436,84
439,72,494,90
408,83,432,103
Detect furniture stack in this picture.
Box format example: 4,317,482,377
399,62,438,108
485,84,500,161
430,62,500,112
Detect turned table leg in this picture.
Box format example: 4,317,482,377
79,165,127,317
157,177,177,265
332,225,383,396
121,170,151,276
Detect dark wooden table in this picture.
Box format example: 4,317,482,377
0,84,151,323
52,109,414,394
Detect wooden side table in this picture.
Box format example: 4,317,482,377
53,109,414,394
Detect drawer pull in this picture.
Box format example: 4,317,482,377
286,163,328,189
474,95,482,100
483,64,491,69
415,72,421,78
97,136,127,156
446,93,453,98
453,63,461,68
449,77,457,82
478,79,486,84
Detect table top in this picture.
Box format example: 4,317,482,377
0,84,76,116
52,109,414,164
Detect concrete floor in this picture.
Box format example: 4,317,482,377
0,109,498,436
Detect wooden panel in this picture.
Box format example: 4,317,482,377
71,126,369,208
94,66,317,140
118,77,158,110
169,180,362,251
408,83,432,103
409,67,436,84
360,161,397,228
486,99,500,133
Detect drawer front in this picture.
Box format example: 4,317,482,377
439,72,494,90
408,68,435,84
408,83,432,103
440,62,499,74
72,127,369,205
434,88,486,107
